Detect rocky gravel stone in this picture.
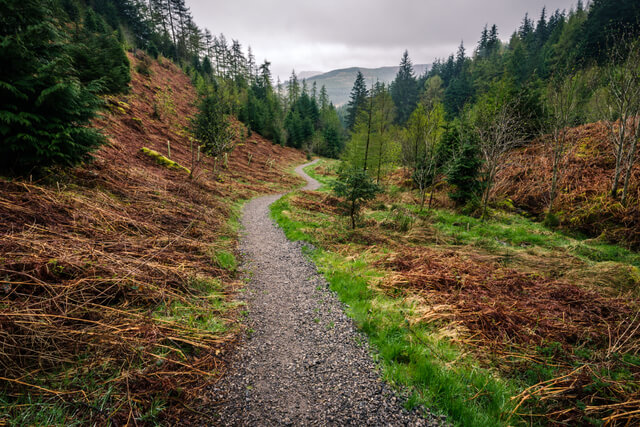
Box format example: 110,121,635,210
208,161,443,426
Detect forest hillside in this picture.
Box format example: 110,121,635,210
0,50,304,424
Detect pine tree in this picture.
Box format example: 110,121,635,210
390,50,418,125
445,118,482,206
247,45,256,78
478,25,489,57
0,0,104,173
346,71,368,130
319,85,330,111
487,25,499,55
288,70,300,106
70,11,130,94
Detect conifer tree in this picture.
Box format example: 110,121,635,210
288,70,300,106
390,50,418,125
0,0,104,173
346,71,368,131
319,85,330,111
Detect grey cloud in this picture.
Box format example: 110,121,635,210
188,0,577,79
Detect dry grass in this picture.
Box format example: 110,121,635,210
0,52,304,424
281,161,640,425
495,121,640,248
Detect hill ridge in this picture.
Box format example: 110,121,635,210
300,63,430,106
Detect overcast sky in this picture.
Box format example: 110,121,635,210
188,0,578,80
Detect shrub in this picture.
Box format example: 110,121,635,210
543,212,561,227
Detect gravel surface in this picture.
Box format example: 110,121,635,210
209,160,443,426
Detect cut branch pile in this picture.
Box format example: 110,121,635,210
376,246,640,424
0,52,305,424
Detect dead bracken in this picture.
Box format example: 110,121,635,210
0,53,304,424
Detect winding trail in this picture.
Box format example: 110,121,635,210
210,161,438,426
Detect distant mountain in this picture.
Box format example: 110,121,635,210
302,64,430,106
298,70,323,80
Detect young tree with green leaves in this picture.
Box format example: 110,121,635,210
371,83,396,183
403,103,445,209
192,93,236,177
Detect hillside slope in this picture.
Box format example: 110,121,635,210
0,52,304,425
495,122,640,248
305,64,430,106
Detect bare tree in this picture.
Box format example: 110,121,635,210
544,72,581,215
474,94,522,220
403,103,445,210
373,83,395,184
596,38,640,205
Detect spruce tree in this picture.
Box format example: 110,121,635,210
445,121,482,206
390,50,418,125
0,0,104,173
70,11,130,94
319,85,330,111
288,70,300,106
346,71,368,131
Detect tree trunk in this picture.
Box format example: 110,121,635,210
376,138,384,184
189,138,194,179
363,87,374,172
611,122,627,199
350,199,356,229
166,0,177,49
621,135,638,205
549,157,559,213
611,154,623,199
621,117,640,206
427,168,437,210
481,167,494,221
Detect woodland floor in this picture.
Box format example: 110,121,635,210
265,159,640,426
207,161,442,426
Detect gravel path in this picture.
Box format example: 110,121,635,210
209,160,441,426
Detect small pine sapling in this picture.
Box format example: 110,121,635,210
332,166,382,229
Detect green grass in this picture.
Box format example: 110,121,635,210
0,394,84,426
270,196,520,426
303,159,337,191
421,207,640,268
211,249,237,271
271,196,320,244
154,277,235,334
270,165,640,425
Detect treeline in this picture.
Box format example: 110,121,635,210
337,0,640,227
89,0,345,156
1,0,345,176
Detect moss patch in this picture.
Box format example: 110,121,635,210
140,147,190,173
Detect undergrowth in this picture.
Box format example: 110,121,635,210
270,159,640,426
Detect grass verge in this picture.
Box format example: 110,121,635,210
271,193,516,426
270,160,640,426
